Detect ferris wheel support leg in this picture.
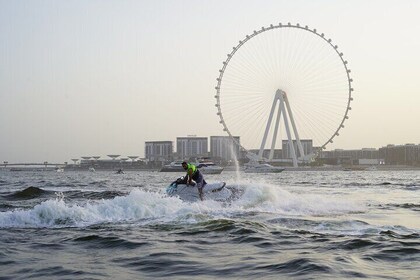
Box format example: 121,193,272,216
279,91,298,167
269,102,282,160
259,94,278,159
283,92,306,162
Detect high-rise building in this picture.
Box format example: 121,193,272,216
282,139,313,159
248,149,283,160
145,141,173,162
378,144,420,165
176,136,208,159
320,148,379,160
210,136,241,162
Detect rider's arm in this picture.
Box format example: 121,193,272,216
187,168,193,185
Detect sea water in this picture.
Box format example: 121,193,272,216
0,170,418,279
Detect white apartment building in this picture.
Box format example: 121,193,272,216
210,136,241,161
282,139,313,159
145,141,173,161
176,136,208,159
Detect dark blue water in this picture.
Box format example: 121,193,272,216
0,170,419,279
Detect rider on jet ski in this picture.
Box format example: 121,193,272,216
182,161,207,201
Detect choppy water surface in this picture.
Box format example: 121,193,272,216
0,170,419,279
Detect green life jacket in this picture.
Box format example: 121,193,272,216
187,163,197,175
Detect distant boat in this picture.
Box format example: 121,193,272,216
243,161,285,173
88,167,96,172
196,161,224,174
342,166,365,171
10,168,24,172
366,166,378,171
160,161,184,172
55,167,64,173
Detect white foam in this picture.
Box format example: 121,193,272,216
229,180,363,215
0,183,363,228
0,190,181,228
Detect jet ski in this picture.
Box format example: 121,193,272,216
166,176,232,202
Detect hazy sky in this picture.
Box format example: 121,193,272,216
1,0,420,163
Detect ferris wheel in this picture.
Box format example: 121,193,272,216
214,23,353,166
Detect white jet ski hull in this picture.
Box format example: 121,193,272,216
166,182,231,202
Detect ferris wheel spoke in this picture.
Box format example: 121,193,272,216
226,58,270,87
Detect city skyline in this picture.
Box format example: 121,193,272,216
4,136,415,165
1,0,420,163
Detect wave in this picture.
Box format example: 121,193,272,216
0,190,181,228
387,203,420,211
73,235,148,249
2,186,125,201
255,258,331,275
64,190,125,200
5,186,53,200
0,183,363,229
341,181,419,189
228,182,363,215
